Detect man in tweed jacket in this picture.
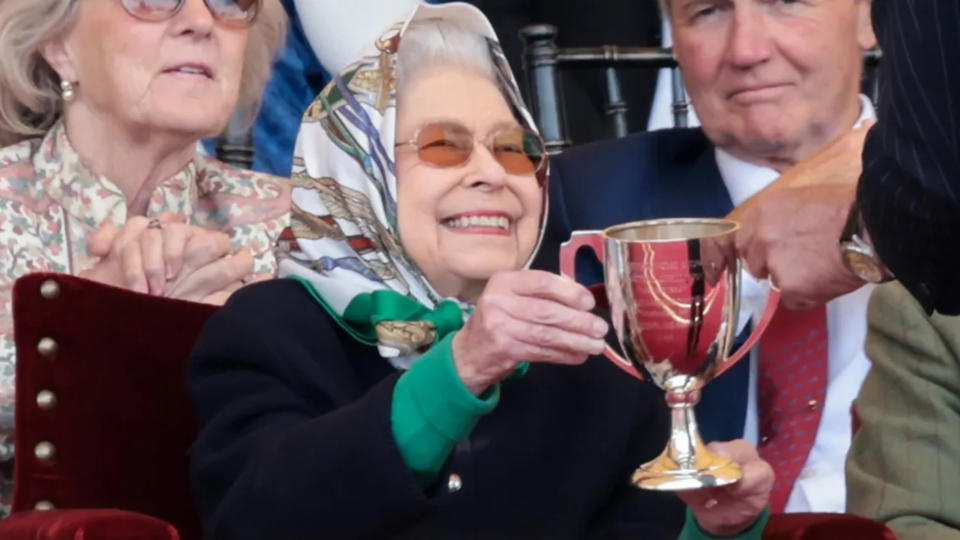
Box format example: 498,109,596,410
847,283,960,539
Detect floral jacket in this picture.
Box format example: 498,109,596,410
0,121,290,517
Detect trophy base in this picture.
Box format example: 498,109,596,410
630,448,742,491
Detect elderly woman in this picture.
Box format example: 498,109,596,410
188,3,772,539
0,0,290,517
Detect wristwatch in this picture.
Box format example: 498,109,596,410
839,199,894,283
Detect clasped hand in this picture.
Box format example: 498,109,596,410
80,214,254,305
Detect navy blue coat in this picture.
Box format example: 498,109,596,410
188,280,687,540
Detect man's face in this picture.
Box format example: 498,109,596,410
669,0,876,169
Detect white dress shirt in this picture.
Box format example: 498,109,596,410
715,95,876,513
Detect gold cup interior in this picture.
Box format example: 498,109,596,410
604,218,738,242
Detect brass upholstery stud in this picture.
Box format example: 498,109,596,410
39,279,61,300
36,390,57,410
37,337,58,358
34,441,56,461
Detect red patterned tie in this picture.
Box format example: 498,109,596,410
757,306,828,513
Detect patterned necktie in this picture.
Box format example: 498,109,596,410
757,305,828,513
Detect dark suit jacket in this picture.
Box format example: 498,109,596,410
188,279,686,540
857,0,960,314
530,128,749,445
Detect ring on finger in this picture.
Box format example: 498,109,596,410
147,218,163,230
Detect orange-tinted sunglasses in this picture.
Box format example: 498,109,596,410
396,122,548,177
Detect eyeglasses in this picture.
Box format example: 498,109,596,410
396,122,548,177
117,0,260,25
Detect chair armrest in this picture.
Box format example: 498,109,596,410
0,509,181,540
764,512,897,540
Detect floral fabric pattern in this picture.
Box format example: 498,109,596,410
0,121,290,517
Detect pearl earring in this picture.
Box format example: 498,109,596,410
60,80,75,102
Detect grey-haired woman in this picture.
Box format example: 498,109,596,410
0,0,291,516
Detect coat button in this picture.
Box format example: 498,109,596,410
36,390,57,410
35,441,56,461
760,435,771,445
807,399,820,411
37,337,58,358
40,280,61,300
447,473,462,493
34,500,55,511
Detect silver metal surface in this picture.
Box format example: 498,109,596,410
561,218,779,491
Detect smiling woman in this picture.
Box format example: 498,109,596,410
186,4,772,540
0,0,290,518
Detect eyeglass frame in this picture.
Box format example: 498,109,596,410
394,121,549,176
114,0,261,26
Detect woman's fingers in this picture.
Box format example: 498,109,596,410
167,249,253,302
179,230,235,277
501,295,609,338
705,440,773,499
498,270,596,310
452,269,610,395
506,318,606,358
679,440,774,537
120,242,147,294
110,217,152,257
161,223,192,280
139,229,166,295
706,439,759,464
199,281,246,306
86,221,120,257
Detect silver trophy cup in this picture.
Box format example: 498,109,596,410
561,218,779,491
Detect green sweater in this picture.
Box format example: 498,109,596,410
389,332,767,540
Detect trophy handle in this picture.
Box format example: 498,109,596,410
719,288,781,374
560,231,645,380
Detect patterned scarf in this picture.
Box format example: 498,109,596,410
277,2,546,369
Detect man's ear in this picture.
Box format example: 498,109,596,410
40,35,78,83
856,0,878,51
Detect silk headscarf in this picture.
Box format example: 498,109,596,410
277,2,547,369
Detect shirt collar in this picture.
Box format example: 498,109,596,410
715,94,876,207
33,120,201,229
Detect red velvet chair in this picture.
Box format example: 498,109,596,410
0,273,216,540
0,274,895,540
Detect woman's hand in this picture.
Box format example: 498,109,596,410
82,216,253,304
162,234,253,304
451,270,609,395
678,440,775,537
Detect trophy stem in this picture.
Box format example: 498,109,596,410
631,377,742,491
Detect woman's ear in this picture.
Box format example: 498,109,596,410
40,36,79,83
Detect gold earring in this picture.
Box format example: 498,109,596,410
60,80,75,102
